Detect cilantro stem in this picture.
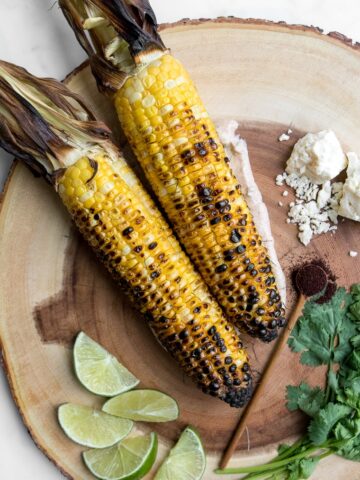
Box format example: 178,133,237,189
231,439,308,480
242,464,289,479
241,465,286,479
317,449,335,460
215,440,342,476
324,332,336,404
241,450,335,480
215,446,323,474
324,364,332,404
274,437,308,461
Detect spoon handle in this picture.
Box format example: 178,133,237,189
219,293,307,469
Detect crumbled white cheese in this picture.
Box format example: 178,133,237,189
278,129,293,142
316,181,331,208
338,152,360,222
298,223,313,246
286,130,347,184
275,171,343,246
276,173,286,186
278,201,283,207
279,133,290,142
285,173,319,201
282,190,289,197
349,251,358,257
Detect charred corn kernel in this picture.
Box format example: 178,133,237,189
57,152,252,407
114,54,285,342
0,57,252,402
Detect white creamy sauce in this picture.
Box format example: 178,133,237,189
217,120,287,305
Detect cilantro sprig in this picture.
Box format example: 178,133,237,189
216,284,360,479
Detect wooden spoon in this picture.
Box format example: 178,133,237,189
219,264,328,470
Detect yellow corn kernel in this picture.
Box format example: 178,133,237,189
150,115,163,127
147,66,160,76
114,53,285,343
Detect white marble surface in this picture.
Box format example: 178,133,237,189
1,1,360,478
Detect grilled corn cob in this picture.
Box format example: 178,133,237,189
60,0,286,342
0,61,252,407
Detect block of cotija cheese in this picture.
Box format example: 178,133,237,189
286,130,347,184
339,152,360,222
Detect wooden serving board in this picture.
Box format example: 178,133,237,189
1,19,360,480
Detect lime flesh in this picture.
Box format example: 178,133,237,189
74,332,139,396
154,426,205,480
83,432,158,480
103,389,179,422
58,403,133,448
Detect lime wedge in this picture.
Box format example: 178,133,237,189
154,426,205,480
103,389,179,422
83,432,158,480
58,403,133,448
74,332,139,396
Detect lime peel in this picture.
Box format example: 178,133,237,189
83,432,158,480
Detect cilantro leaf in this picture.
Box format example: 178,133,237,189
287,383,325,417
351,284,360,297
351,334,360,348
333,314,358,363
286,384,307,411
238,284,360,480
335,415,360,461
301,350,328,367
277,443,291,456
349,284,360,322
288,318,332,366
350,302,360,322
338,358,360,387
308,403,352,445
298,458,320,478
287,457,320,480
288,288,353,367
288,467,300,480
338,435,360,461
337,387,360,409
335,417,360,441
347,350,360,371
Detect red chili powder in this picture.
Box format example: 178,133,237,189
295,264,328,297
316,280,337,304
292,259,337,303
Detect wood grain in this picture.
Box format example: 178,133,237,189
1,19,360,480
